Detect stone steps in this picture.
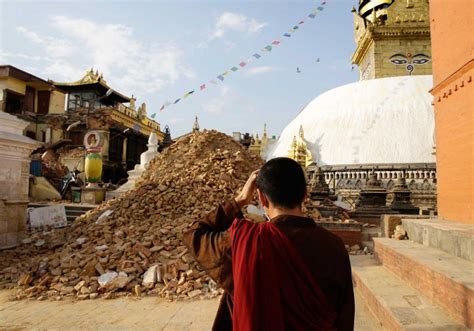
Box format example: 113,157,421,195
352,255,468,330
373,238,474,328
28,203,96,224
401,218,474,262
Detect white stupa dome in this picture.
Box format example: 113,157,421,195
266,75,435,165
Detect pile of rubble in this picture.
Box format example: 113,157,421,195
0,130,262,301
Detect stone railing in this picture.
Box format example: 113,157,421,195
309,163,436,190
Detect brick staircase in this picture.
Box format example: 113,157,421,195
352,218,473,330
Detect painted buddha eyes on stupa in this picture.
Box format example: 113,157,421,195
411,54,431,65
389,55,408,65
389,53,431,74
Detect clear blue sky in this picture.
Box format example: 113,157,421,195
0,0,359,138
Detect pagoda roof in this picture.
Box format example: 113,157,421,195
53,68,130,103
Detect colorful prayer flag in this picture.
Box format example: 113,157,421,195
174,98,181,104
264,45,272,52
283,33,291,37
239,62,246,67
160,105,165,112
217,75,224,81
308,13,316,18
321,1,326,4
151,113,157,118
200,84,206,90
183,90,194,98
209,79,218,84
231,66,239,71
222,71,229,76
272,40,281,45
317,6,324,11
253,53,261,59
293,26,299,30
298,20,305,24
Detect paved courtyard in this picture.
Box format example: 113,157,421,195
0,288,381,330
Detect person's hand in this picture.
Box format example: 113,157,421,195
235,170,260,208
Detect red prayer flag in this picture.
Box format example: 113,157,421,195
200,84,206,91
239,62,247,67
272,40,281,45
160,105,165,112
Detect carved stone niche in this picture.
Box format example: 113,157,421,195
0,112,39,249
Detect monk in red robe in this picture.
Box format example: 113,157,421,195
183,157,354,330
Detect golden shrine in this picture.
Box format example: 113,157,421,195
287,125,313,168
248,124,275,158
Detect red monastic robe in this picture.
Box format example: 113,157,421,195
230,219,337,331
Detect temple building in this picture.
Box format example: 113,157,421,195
268,0,436,213
429,0,473,224
49,69,164,183
352,3,473,329
0,65,65,142
0,66,165,184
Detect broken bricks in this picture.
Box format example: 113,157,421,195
0,130,263,301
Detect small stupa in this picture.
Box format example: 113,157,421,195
107,132,159,199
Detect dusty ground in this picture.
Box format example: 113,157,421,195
0,288,382,330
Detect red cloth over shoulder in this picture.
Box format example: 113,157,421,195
229,218,337,331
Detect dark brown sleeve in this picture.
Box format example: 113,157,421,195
182,199,243,292
336,253,355,331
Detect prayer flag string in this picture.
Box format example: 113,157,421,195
159,0,328,112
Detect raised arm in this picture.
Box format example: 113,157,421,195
182,170,259,291
182,199,241,291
